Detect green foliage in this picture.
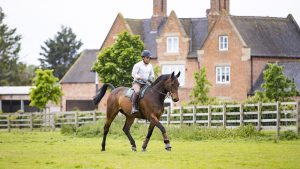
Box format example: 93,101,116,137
153,65,161,79
39,26,83,79
245,90,271,104
0,8,28,86
29,69,63,109
262,63,298,101
63,117,267,141
190,67,213,105
75,123,101,137
280,130,299,140
92,31,144,87
60,124,77,135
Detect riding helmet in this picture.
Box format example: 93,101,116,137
141,50,152,58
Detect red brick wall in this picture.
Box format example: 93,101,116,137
201,14,251,101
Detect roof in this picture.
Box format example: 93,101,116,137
0,86,33,95
60,49,98,83
231,15,300,58
250,62,300,95
125,17,208,58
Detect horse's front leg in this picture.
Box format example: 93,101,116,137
142,122,155,152
149,115,172,151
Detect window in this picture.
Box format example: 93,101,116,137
162,64,185,86
167,37,179,53
219,36,228,51
216,66,230,84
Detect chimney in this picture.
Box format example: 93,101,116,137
207,0,230,31
151,0,167,31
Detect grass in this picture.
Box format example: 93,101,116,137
0,131,300,169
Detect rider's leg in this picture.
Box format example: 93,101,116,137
131,83,140,114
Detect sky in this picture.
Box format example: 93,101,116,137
1,0,300,66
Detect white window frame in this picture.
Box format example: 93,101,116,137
219,35,228,51
216,66,230,84
167,37,179,53
162,64,185,86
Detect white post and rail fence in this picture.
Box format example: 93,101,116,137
0,101,299,136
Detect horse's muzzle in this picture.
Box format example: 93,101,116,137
172,98,179,102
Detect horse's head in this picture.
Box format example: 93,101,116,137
165,72,180,102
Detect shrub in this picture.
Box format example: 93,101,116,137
280,130,298,140
76,122,102,137
60,124,77,135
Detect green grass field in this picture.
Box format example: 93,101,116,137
0,131,300,169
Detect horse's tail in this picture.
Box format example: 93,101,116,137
93,83,115,105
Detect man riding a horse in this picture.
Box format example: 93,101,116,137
93,49,180,152
131,50,154,114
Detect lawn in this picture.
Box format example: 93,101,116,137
0,131,300,169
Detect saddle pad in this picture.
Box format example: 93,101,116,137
124,84,150,99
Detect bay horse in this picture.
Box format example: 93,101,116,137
93,72,180,151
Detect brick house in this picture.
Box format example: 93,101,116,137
60,0,300,112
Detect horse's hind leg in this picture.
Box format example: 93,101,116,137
122,116,136,151
101,105,119,151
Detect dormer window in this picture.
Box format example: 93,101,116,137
219,35,228,51
167,37,179,53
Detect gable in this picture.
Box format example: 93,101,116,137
159,11,188,38
100,13,133,50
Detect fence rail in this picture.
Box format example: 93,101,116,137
0,101,299,136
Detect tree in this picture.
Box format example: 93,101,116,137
29,69,63,110
39,26,83,79
0,7,22,85
190,67,212,105
262,63,298,101
93,31,144,87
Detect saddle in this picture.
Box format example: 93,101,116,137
125,84,151,101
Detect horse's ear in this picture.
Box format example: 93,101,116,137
176,71,181,78
170,72,175,79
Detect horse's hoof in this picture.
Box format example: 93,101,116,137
132,147,137,152
142,148,146,152
165,147,171,151
101,148,105,152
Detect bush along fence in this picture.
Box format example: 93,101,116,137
0,101,299,136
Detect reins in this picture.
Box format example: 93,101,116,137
150,86,171,99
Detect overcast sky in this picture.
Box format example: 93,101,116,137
1,0,300,66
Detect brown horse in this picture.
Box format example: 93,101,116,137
93,72,180,151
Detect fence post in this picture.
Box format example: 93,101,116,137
296,101,300,136
180,106,183,126
167,106,171,125
93,111,96,122
240,104,244,126
7,115,11,132
75,112,78,127
223,104,226,128
29,113,33,132
51,112,56,131
193,106,196,125
208,105,211,128
257,102,262,131
276,101,281,138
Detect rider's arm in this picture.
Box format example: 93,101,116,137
132,63,141,80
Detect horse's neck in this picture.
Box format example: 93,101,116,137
151,81,168,100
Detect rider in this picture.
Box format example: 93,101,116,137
131,50,154,114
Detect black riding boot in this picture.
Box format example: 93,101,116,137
131,92,139,114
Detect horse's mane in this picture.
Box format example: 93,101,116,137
151,74,170,87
